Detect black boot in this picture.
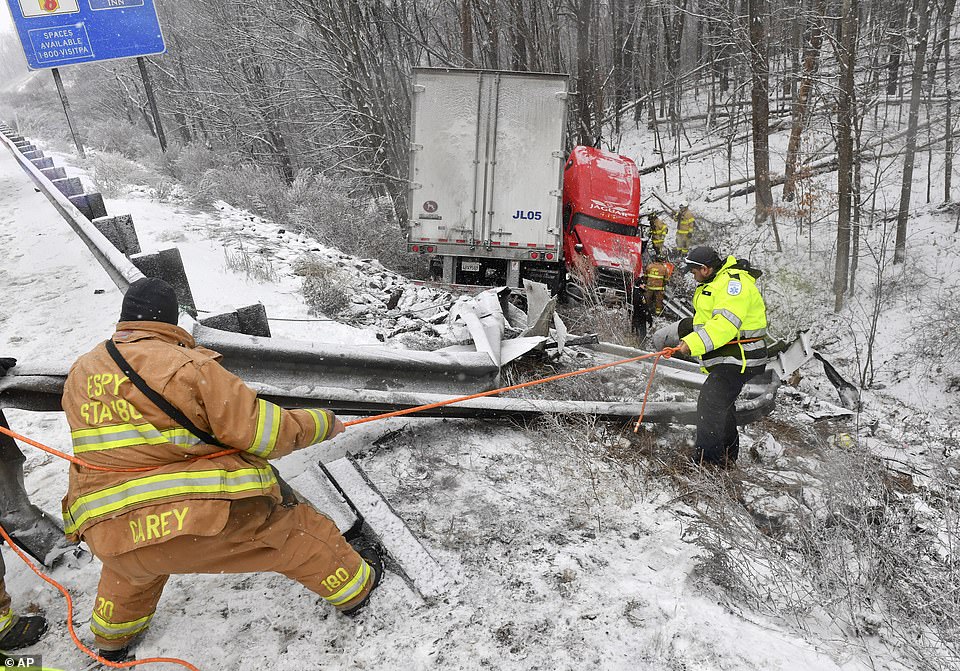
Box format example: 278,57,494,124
341,541,384,617
98,646,135,663
0,615,47,651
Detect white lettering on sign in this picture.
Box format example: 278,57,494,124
17,0,80,18
28,23,94,64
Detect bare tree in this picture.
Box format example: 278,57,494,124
834,0,858,311
783,0,825,202
748,0,773,222
894,0,932,263
576,0,598,144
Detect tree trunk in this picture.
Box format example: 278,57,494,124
782,0,825,202
748,0,773,222
894,0,932,264
834,0,857,311
946,31,954,203
460,0,474,66
576,0,596,145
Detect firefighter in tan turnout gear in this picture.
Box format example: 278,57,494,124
643,254,675,317
674,204,695,256
647,212,668,256
62,278,382,662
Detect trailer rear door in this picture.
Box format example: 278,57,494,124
408,68,568,257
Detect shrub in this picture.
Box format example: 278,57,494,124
296,260,351,318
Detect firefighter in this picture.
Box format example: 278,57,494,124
0,358,49,655
643,254,674,317
674,204,695,256
651,246,768,467
61,278,383,662
647,212,668,256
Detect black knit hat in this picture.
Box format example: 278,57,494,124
119,278,179,324
684,246,722,272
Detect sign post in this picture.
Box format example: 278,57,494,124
4,0,167,153
51,67,84,157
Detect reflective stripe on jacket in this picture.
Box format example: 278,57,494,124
650,218,667,243
680,256,768,372
644,261,673,291
61,321,337,544
677,210,695,234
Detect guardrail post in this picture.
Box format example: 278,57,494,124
200,303,271,337
0,410,75,566
51,176,83,197
92,214,141,256
40,166,66,181
130,247,197,316
68,192,108,221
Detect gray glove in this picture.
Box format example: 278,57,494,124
651,322,681,351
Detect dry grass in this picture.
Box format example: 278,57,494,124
296,259,351,317
223,243,279,283
664,440,960,671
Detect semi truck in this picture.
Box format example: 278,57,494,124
406,67,646,327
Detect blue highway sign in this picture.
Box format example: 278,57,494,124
5,0,165,70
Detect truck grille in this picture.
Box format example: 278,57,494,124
594,267,633,293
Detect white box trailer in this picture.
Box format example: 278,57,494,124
407,68,570,290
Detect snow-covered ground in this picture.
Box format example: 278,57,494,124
0,106,957,671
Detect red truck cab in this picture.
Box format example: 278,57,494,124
562,146,644,307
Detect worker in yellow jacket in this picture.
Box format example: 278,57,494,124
62,278,382,662
652,246,768,466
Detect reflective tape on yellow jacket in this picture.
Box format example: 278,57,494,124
249,398,282,457
71,422,199,454
0,608,13,636
63,467,277,535
326,560,373,609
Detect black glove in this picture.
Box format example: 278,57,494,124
0,358,15,377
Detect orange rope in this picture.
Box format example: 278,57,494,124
0,522,200,671
0,345,694,468
342,346,682,427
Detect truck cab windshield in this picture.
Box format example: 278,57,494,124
571,212,638,237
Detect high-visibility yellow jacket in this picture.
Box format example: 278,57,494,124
680,256,768,373
61,321,337,552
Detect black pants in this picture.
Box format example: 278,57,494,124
694,367,760,466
